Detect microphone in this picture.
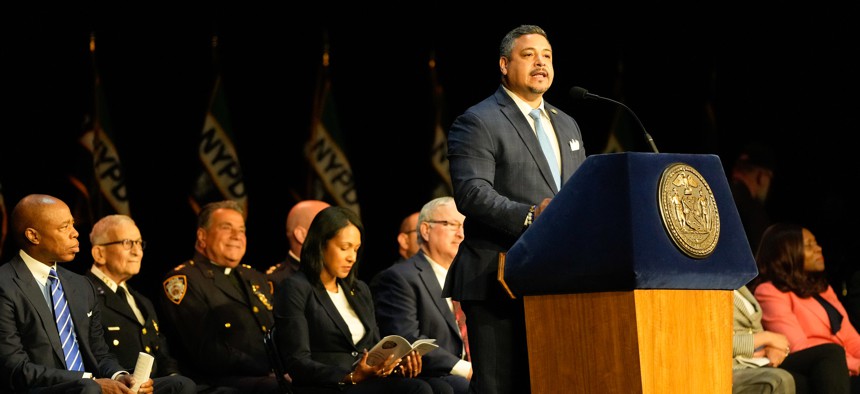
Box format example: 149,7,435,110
569,86,659,153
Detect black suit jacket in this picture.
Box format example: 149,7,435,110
370,253,465,377
273,271,378,388
0,254,125,391
86,271,180,377
444,85,587,301
159,253,274,381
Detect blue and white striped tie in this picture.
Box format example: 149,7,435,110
48,269,84,371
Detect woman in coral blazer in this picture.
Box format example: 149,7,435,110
752,222,855,393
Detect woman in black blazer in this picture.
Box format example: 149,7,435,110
273,206,448,394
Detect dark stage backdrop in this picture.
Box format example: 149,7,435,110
1,5,857,306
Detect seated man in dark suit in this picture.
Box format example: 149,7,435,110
371,197,471,394
86,214,197,393
0,194,151,393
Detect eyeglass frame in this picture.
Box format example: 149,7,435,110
425,220,464,231
98,239,147,250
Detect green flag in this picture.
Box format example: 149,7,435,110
70,33,130,222
602,60,636,153
305,48,360,216
190,37,247,214
429,53,453,198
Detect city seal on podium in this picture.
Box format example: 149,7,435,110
657,162,720,258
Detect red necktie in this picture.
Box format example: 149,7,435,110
453,300,470,361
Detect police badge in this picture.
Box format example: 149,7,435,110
163,275,188,305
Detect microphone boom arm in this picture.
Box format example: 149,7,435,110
593,94,659,154
570,86,659,153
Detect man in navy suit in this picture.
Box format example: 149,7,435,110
443,25,588,394
372,197,471,394
0,194,151,393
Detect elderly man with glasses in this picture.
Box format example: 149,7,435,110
371,196,472,394
86,214,197,394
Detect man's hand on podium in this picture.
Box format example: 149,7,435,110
534,198,552,220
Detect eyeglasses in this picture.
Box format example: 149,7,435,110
98,239,146,250
426,220,464,231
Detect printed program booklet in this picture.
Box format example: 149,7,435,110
365,335,439,367
735,356,770,368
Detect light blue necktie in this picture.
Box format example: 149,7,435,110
529,109,561,190
48,269,84,371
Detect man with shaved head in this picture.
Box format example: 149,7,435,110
265,200,329,294
396,212,421,262
0,194,153,393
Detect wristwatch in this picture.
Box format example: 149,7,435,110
523,205,536,229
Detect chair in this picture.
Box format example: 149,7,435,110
264,325,294,394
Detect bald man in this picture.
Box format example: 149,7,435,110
396,212,420,262
265,200,329,294
0,194,153,393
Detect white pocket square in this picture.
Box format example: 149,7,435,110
569,139,581,151
87,311,93,317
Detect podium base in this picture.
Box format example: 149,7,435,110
524,289,732,394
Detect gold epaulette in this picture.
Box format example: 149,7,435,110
266,264,280,275
172,259,194,271
241,264,252,269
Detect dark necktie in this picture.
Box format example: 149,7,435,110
116,286,145,325
48,269,84,371
116,285,129,302
227,270,242,292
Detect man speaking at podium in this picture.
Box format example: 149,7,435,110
443,24,587,394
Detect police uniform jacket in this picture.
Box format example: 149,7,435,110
86,271,179,377
160,253,274,379
265,253,299,297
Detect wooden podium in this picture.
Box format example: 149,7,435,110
501,153,758,393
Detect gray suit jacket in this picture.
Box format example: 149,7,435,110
371,253,465,376
0,255,124,391
444,85,587,301
733,285,765,368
